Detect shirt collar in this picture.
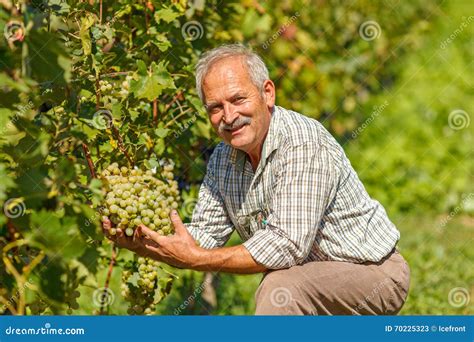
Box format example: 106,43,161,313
229,105,282,173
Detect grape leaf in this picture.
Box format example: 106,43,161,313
130,61,175,101
154,8,180,24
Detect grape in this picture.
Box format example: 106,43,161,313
99,162,181,315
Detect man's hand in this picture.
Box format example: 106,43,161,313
101,210,202,268
139,210,202,269
102,217,146,255
102,210,266,274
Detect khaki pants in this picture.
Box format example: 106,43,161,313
255,248,410,315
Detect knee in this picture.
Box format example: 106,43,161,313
255,270,311,315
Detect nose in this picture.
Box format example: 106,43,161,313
222,102,239,125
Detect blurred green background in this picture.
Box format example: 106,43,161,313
74,0,473,315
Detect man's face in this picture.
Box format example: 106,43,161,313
202,56,274,153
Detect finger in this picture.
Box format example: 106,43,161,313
133,226,141,240
101,217,116,240
102,216,112,230
169,210,187,235
138,224,165,244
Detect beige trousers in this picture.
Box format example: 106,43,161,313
255,248,410,315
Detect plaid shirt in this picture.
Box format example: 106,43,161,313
186,105,400,269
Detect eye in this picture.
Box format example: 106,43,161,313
232,97,245,105
208,105,222,115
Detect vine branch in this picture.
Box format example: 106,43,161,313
153,98,158,124
110,125,134,167
99,245,117,315
82,143,96,178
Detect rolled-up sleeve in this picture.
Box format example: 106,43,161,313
185,149,235,249
243,142,337,269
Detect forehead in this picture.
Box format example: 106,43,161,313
202,56,257,101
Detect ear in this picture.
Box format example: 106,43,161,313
262,79,275,108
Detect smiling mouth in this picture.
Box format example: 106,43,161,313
226,124,248,135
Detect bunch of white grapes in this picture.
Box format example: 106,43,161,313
121,257,162,315
99,161,180,315
99,162,179,237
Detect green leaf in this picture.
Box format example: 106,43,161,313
78,247,101,275
0,163,15,202
154,8,180,24
136,60,148,75
151,33,172,52
79,14,95,56
153,138,166,156
155,126,170,138
130,61,175,101
144,158,159,170
151,61,175,89
28,210,87,260
126,272,140,287
25,31,72,84
38,259,66,302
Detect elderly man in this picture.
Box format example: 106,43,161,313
103,44,410,315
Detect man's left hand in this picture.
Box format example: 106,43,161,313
138,210,202,269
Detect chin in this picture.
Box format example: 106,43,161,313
228,136,252,151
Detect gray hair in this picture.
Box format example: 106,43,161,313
195,44,270,102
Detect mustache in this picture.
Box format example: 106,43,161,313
218,116,252,134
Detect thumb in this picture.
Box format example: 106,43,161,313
138,224,162,244
169,210,187,235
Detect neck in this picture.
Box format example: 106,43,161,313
247,126,270,172
248,148,262,172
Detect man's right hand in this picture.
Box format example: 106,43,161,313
102,217,146,254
